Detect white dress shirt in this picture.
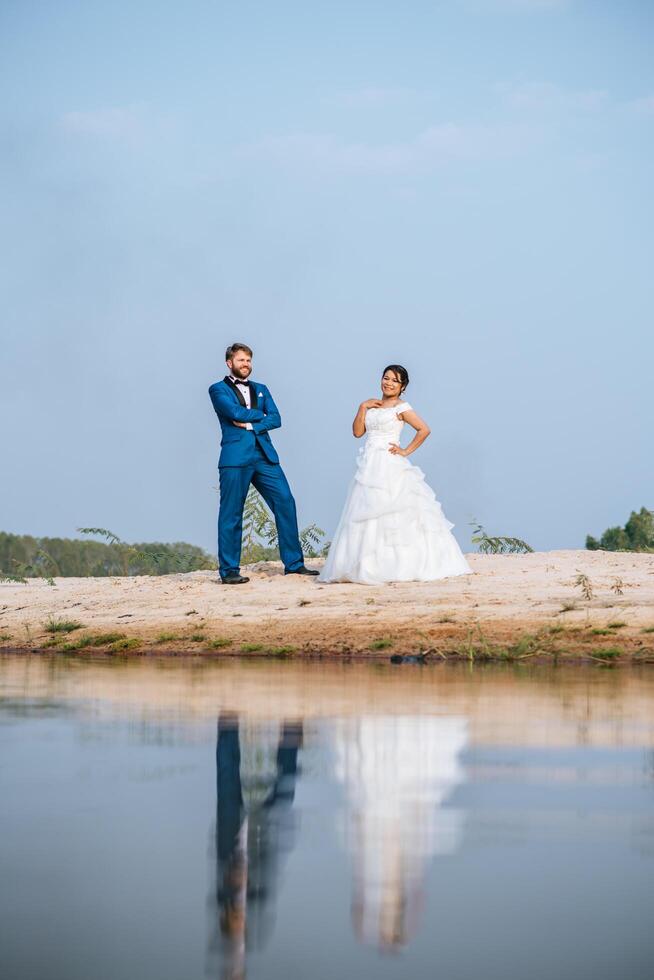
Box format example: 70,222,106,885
229,375,253,430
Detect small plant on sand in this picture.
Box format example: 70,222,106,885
470,521,533,555
155,632,179,643
607,621,627,630
370,638,394,650
437,614,456,624
641,626,654,634
590,628,611,636
241,643,264,653
590,647,623,662
189,633,206,642
559,601,577,614
61,635,93,651
44,616,83,635
575,573,594,602
109,638,141,652
77,528,213,575
209,637,231,649
267,645,296,657
1,570,28,584
241,488,329,562
1,548,58,585
61,631,128,651
0,633,11,641
611,578,625,596
90,632,127,645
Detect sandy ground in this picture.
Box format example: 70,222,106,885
1,550,653,661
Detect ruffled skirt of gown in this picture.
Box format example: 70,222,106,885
319,441,472,585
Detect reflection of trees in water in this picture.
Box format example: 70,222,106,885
207,714,302,980
334,715,468,952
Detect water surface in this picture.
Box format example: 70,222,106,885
1,657,653,980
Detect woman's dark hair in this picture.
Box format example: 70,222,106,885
382,364,409,392
225,342,253,361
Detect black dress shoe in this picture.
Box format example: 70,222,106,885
284,566,319,576
220,572,250,585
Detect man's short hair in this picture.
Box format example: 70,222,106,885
225,343,253,361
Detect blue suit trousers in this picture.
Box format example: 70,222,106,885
218,446,304,578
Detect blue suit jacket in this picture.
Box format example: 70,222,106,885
208,377,281,467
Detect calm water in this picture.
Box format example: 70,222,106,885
1,657,653,980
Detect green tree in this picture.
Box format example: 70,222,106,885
586,507,654,552
0,530,216,578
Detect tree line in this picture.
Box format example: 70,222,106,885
0,531,216,579
586,507,654,552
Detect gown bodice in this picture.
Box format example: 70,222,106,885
364,402,411,447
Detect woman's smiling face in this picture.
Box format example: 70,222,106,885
381,370,403,398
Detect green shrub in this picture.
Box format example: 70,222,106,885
44,617,83,634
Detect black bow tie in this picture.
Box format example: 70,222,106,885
231,377,250,386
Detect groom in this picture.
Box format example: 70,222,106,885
208,343,319,584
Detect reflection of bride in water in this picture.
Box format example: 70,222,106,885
334,715,467,951
208,714,303,980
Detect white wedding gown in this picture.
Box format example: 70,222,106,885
319,402,472,585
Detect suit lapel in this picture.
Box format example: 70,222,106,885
223,375,247,409
246,381,258,409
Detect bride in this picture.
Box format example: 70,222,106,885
319,365,471,585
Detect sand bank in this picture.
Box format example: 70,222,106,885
1,550,653,662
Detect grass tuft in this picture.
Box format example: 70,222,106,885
89,632,127,646
155,632,179,643
189,633,206,642
241,643,264,653
60,631,127,651
370,638,394,650
109,638,141,652
44,617,83,635
607,621,627,629
592,647,623,661
209,637,231,649
267,645,296,657
590,628,611,636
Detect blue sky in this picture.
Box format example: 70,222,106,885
1,0,653,555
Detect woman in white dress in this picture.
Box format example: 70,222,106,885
319,365,471,585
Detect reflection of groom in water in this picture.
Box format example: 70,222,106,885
213,713,303,978
208,343,319,584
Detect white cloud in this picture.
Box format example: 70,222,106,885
328,87,424,108
629,94,654,115
61,104,148,142
498,81,607,112
239,122,537,178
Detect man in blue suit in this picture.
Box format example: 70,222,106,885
209,343,319,584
